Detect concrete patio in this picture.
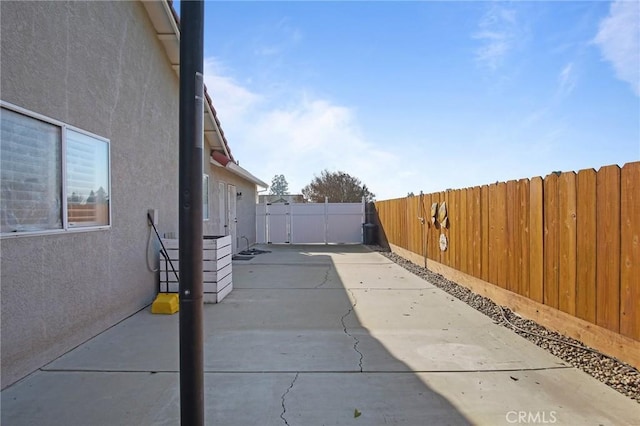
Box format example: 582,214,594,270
2,245,638,425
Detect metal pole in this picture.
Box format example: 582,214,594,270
179,1,204,424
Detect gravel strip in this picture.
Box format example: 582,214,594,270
369,246,640,402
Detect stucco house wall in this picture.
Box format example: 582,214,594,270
1,0,266,389
215,166,259,252
0,1,181,388
202,158,259,251
226,169,261,252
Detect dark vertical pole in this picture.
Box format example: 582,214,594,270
179,1,204,425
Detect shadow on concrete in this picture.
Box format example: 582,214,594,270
206,244,473,425
1,244,471,425
5,245,638,425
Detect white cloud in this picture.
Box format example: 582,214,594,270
521,106,550,129
202,57,405,199
201,57,574,198
244,96,402,198
254,46,281,57
473,4,519,70
203,58,262,125
201,53,573,200
253,17,303,57
558,62,577,96
594,0,640,96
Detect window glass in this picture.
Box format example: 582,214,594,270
203,174,210,220
0,108,62,233
66,129,109,227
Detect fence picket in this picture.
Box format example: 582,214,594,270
596,165,621,332
497,182,508,289
507,180,518,293
481,185,490,281
518,179,530,298
434,191,442,266
429,192,437,263
530,177,544,303
576,169,597,323
453,190,460,270
460,189,468,274
544,174,559,308
620,162,639,340
473,186,482,278
558,172,577,315
488,184,498,286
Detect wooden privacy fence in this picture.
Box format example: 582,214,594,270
375,162,639,344
67,202,109,226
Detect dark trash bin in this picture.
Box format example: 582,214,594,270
362,223,378,245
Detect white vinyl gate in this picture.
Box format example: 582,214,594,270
256,199,365,244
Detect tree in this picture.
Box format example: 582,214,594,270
69,192,82,203
269,174,289,195
302,170,375,203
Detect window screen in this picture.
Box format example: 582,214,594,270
66,129,110,227
0,108,62,233
1,104,110,234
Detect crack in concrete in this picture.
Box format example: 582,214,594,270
314,267,331,288
341,289,364,372
280,372,299,426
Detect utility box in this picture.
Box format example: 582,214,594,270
160,235,232,303
362,223,378,245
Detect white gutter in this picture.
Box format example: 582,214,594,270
209,156,269,189
228,163,269,189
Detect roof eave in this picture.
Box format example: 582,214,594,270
141,0,234,161
209,154,268,189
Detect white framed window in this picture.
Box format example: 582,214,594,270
203,174,210,221
1,102,110,235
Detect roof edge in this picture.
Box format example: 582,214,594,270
164,0,235,162
210,150,268,189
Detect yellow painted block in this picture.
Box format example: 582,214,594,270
151,293,179,315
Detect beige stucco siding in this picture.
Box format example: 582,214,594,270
1,1,179,387
203,153,259,250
